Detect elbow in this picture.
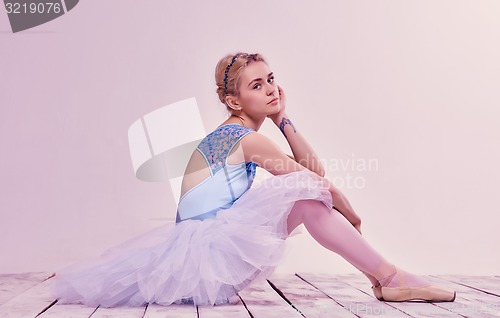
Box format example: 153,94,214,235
317,168,326,178
309,160,326,177
315,164,326,178
315,160,326,177
307,167,325,178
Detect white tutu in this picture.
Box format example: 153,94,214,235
52,169,333,307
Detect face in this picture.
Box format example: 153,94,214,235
232,61,280,118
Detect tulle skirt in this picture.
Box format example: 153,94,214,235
52,169,333,307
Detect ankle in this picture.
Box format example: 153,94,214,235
380,267,431,289
376,264,397,287
379,269,397,287
361,270,379,287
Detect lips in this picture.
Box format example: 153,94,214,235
268,98,279,105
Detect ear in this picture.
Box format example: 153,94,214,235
225,95,242,111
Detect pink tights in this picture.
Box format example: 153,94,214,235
287,200,430,288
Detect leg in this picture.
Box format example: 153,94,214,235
287,200,397,284
287,200,382,296
287,200,456,302
326,185,379,284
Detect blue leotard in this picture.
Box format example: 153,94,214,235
176,124,258,223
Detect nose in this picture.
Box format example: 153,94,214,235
266,83,276,96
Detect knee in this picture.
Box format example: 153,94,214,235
287,200,319,234
296,200,330,220
288,200,331,234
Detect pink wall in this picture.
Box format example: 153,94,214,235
1,0,499,275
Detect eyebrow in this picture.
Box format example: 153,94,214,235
248,72,274,87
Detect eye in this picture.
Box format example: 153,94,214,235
267,76,275,84
253,83,261,90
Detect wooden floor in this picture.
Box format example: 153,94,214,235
0,273,499,318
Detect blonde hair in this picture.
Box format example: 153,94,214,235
215,53,266,111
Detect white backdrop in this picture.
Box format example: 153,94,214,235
1,0,499,275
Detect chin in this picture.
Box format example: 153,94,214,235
270,104,281,112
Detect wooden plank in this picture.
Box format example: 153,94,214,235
338,274,474,317
332,273,383,299
0,277,56,318
267,273,357,317
144,303,198,318
39,300,198,318
90,305,146,318
238,278,301,318
37,303,98,318
299,273,416,317
1,273,498,317
429,275,500,317
198,299,250,318
438,275,500,297
338,274,476,317
0,272,52,306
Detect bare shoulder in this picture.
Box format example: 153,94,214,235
239,131,278,154
240,130,271,145
240,131,304,175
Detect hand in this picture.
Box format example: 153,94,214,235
267,85,287,125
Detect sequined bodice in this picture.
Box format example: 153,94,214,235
176,124,257,223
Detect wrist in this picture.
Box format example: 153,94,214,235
272,113,288,126
276,116,297,137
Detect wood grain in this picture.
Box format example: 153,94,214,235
238,277,302,317
0,273,497,317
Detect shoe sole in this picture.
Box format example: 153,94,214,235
381,286,456,302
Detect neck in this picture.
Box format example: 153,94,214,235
231,114,264,131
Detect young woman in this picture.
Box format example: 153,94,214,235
53,53,456,307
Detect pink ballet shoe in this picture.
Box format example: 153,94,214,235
372,283,384,300
360,270,384,300
380,268,456,302
381,285,456,302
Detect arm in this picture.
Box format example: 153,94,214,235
268,87,325,177
328,182,362,233
241,132,362,233
265,87,362,233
